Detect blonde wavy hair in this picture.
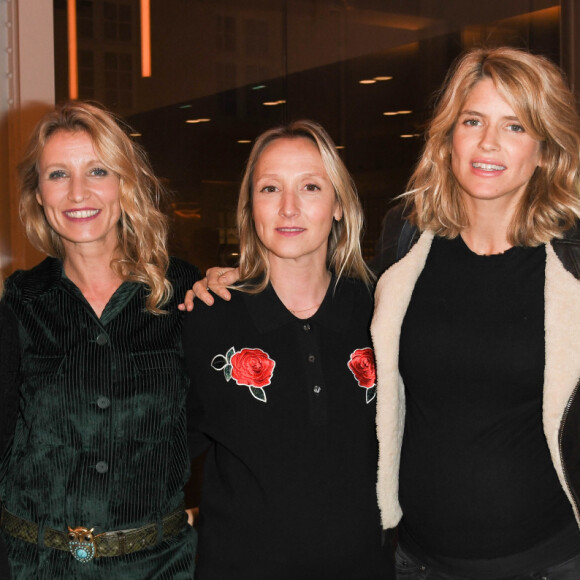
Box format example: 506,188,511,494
237,119,374,292
19,101,171,313
406,46,580,245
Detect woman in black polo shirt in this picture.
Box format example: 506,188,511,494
183,120,393,579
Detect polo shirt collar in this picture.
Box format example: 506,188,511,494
243,275,357,334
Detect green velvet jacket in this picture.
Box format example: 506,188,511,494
0,257,200,579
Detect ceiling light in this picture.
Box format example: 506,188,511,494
263,100,286,106
359,79,376,85
185,118,211,123
237,140,251,144
374,76,393,81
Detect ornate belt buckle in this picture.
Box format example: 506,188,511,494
68,526,97,563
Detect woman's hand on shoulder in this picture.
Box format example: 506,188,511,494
179,267,240,311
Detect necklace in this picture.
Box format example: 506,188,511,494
289,303,321,315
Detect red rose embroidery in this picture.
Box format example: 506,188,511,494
230,348,275,388
211,346,276,403
348,347,377,404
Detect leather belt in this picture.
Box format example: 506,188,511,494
0,503,187,562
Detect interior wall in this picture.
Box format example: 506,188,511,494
0,0,55,279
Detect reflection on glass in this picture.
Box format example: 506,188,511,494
53,0,560,270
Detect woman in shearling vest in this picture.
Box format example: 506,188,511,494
371,46,580,579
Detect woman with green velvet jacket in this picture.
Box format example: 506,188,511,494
0,102,199,578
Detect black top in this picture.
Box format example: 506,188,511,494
0,257,200,578
0,301,19,580
183,277,392,580
0,302,19,457
398,236,579,566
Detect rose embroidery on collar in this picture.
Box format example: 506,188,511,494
348,347,377,404
211,347,276,403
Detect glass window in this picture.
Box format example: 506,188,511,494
103,1,133,42
77,0,94,39
53,0,561,271
216,14,237,52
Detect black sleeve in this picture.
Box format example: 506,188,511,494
0,301,20,458
182,310,211,460
0,301,19,580
0,533,10,578
368,202,415,277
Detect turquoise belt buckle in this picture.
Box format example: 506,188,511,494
68,526,97,563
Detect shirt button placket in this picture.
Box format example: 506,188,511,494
94,331,111,478
296,319,326,423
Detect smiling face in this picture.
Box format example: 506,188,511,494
251,136,342,271
451,77,543,213
36,130,122,256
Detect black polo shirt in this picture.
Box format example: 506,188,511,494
183,277,391,579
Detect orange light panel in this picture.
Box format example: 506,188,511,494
141,0,151,77
67,0,78,99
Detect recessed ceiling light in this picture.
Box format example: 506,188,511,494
263,100,286,106
374,76,393,81
129,132,142,137
185,118,211,124
237,140,251,144
359,79,376,85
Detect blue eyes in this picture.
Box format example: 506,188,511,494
47,167,109,180
461,118,525,133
